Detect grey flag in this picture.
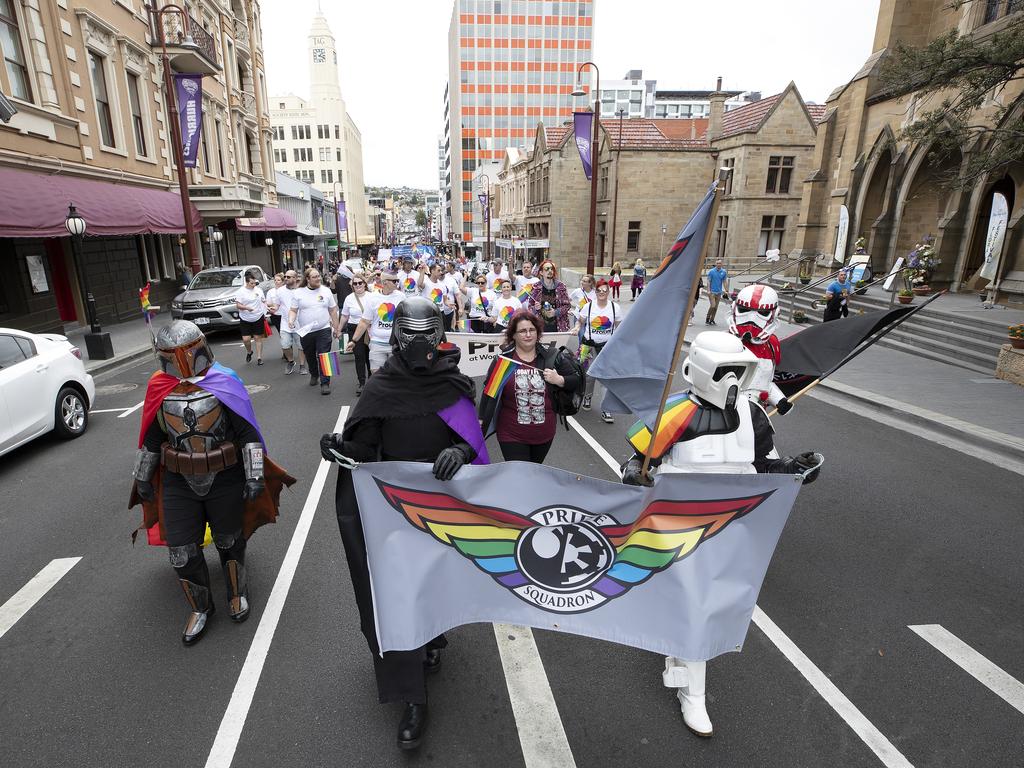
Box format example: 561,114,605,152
588,182,716,425
352,461,801,660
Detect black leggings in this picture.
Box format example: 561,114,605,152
499,440,553,464
161,465,245,547
301,327,333,384
345,322,369,385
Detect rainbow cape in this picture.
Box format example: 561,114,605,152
626,392,699,459
483,355,520,398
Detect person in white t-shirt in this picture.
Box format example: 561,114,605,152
287,269,340,395
271,270,306,375
396,256,421,298
577,279,621,422
235,269,267,365
347,272,405,372
492,279,523,332
443,263,464,329
340,273,371,394
460,273,497,333
418,262,455,331
484,259,510,293
568,273,596,327
514,262,540,309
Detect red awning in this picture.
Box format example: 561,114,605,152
235,207,297,231
0,166,203,238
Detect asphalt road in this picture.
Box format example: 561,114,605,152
1,336,1021,768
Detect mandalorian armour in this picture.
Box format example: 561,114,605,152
158,382,232,495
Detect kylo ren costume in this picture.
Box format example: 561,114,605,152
320,297,488,751
129,320,294,645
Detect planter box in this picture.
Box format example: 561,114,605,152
995,344,1024,387
897,294,914,305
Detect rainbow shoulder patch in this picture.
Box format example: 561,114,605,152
626,393,699,459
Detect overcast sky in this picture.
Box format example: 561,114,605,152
262,0,881,190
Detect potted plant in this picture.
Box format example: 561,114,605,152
798,259,814,285
793,309,807,324
855,279,868,296
897,288,914,305
1009,323,1024,350
906,236,940,295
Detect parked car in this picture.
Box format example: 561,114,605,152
0,328,95,457
170,265,274,331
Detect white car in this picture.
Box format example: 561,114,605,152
0,328,96,457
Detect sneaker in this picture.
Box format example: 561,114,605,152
285,361,296,375
245,351,253,363
299,366,308,375
355,385,363,396
321,382,330,396
582,395,592,411
601,411,614,424
309,375,319,387
256,358,263,366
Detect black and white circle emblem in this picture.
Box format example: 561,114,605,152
515,513,614,593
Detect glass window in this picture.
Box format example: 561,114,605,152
627,221,641,252
758,215,786,256
617,90,629,99
0,334,28,368
766,156,794,194
126,72,147,156
89,51,116,147
0,0,31,100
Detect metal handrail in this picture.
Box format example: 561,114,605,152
745,253,818,288
781,266,850,322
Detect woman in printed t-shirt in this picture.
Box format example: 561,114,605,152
492,279,523,332
235,268,267,365
460,274,497,333
346,273,405,373
340,273,371,395
418,262,455,331
478,310,580,464
568,274,596,328
575,279,620,423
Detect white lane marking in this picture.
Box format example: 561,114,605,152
89,407,133,414
567,416,621,472
117,401,145,418
494,624,577,768
754,608,913,768
204,406,348,768
909,624,1024,716
569,415,914,768
0,558,82,641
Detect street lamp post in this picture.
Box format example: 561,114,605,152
65,204,113,359
210,227,224,266
479,172,492,264
332,183,344,259
149,2,201,276
265,237,274,271
610,108,625,267
572,61,601,276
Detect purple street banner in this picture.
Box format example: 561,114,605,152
174,74,203,168
336,200,348,236
352,461,802,659
573,110,594,180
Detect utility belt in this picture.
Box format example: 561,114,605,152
161,442,238,475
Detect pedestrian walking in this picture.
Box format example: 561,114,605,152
460,274,497,333
631,258,647,300
823,269,851,322
576,279,620,421
418,262,455,331
274,270,306,374
705,259,729,325
347,272,404,373
235,269,267,365
341,274,371,395
492,279,523,332
528,259,572,332
265,273,285,336
478,309,581,463
609,262,623,300
287,269,341,395
569,274,596,328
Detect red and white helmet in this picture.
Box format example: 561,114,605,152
729,284,779,344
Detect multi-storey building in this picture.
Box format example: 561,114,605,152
0,0,277,334
443,0,596,244
652,89,760,119
269,11,368,249
792,0,1023,303
598,70,657,118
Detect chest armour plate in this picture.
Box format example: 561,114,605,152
161,386,228,452
660,403,756,475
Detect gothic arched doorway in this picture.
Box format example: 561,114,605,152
962,175,1016,286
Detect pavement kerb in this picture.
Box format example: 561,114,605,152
816,379,1024,462
85,345,155,378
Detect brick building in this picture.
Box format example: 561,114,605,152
791,0,1024,304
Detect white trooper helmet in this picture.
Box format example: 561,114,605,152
730,284,780,344
681,331,759,410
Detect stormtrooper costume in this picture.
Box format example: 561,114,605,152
622,332,823,737
729,284,792,415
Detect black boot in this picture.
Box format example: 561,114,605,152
424,647,442,674
397,701,428,750
179,578,214,645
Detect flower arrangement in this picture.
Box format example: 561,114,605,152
903,235,940,290
1009,323,1024,339
853,235,867,254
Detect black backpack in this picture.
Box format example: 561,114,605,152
544,345,586,423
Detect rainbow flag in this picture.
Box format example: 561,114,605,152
626,393,699,459
318,351,344,377
483,355,519,398
139,282,158,323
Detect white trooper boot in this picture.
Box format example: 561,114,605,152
663,657,713,737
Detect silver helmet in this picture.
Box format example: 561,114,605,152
154,320,215,378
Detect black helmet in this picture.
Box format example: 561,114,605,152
391,297,445,373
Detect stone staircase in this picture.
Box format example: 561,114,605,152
766,280,1007,375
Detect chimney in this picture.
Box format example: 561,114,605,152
708,76,726,142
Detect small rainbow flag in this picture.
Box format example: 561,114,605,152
483,355,519,398
517,285,532,303
318,351,343,378
626,393,699,459
139,282,158,323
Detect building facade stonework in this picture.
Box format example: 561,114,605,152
791,0,1024,303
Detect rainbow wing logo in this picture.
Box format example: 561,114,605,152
499,305,515,323
377,302,396,322
429,287,443,304
376,480,772,614
591,315,613,332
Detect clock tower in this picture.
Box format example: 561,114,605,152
309,12,341,104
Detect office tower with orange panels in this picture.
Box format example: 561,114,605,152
443,0,596,242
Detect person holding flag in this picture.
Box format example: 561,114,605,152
417,262,455,331
459,273,497,333
528,260,572,332
568,273,596,329
347,272,405,373
491,279,523,333
514,261,539,308
573,279,620,421
478,309,581,463
128,320,294,645
729,284,792,414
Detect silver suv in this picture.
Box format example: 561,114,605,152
170,265,274,330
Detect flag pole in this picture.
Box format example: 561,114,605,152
767,291,944,417
641,167,731,481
